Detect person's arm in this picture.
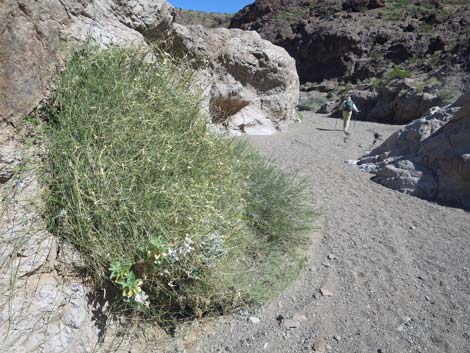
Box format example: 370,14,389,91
352,103,360,113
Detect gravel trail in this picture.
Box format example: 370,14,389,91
178,113,470,353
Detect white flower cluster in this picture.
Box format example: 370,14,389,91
134,291,149,307
180,236,194,255
168,236,194,263
201,233,226,267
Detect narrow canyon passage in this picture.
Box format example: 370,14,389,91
184,113,470,353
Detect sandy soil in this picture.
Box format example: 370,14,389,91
169,113,470,353
100,113,470,353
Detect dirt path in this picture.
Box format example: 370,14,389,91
176,113,470,353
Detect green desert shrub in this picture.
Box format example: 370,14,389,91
386,67,413,81
298,95,328,111
42,46,314,320
437,73,470,104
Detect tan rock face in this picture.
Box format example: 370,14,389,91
0,0,175,126
0,0,84,125
359,94,470,210
0,136,101,353
170,24,299,135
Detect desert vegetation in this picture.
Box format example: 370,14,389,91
174,8,231,28
39,46,314,322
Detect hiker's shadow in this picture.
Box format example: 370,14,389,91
316,128,344,132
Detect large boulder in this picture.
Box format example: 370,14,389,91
358,94,470,209
0,0,84,126
170,24,299,135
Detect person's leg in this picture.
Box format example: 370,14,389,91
343,111,352,132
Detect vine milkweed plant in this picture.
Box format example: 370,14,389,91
43,45,314,319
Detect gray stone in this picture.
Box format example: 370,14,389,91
320,287,333,297
0,165,100,353
281,319,301,329
169,24,299,135
293,314,307,322
0,137,22,183
359,94,470,209
317,101,337,114
312,338,326,353
249,316,261,324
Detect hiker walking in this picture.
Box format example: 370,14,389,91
340,96,359,134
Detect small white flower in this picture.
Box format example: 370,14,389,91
168,249,179,262
58,209,68,222
134,291,149,307
177,236,194,255
178,243,194,255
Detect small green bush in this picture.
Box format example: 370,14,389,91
382,1,450,21
42,46,314,320
370,77,385,90
414,76,442,92
297,95,328,112
386,68,413,81
418,23,433,34
437,86,463,104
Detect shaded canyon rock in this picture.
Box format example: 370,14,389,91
230,0,470,86
359,94,470,209
329,79,442,124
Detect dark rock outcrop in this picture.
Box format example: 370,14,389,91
174,8,231,28
230,0,470,84
342,0,385,12
367,79,441,124
327,78,441,125
358,94,470,209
